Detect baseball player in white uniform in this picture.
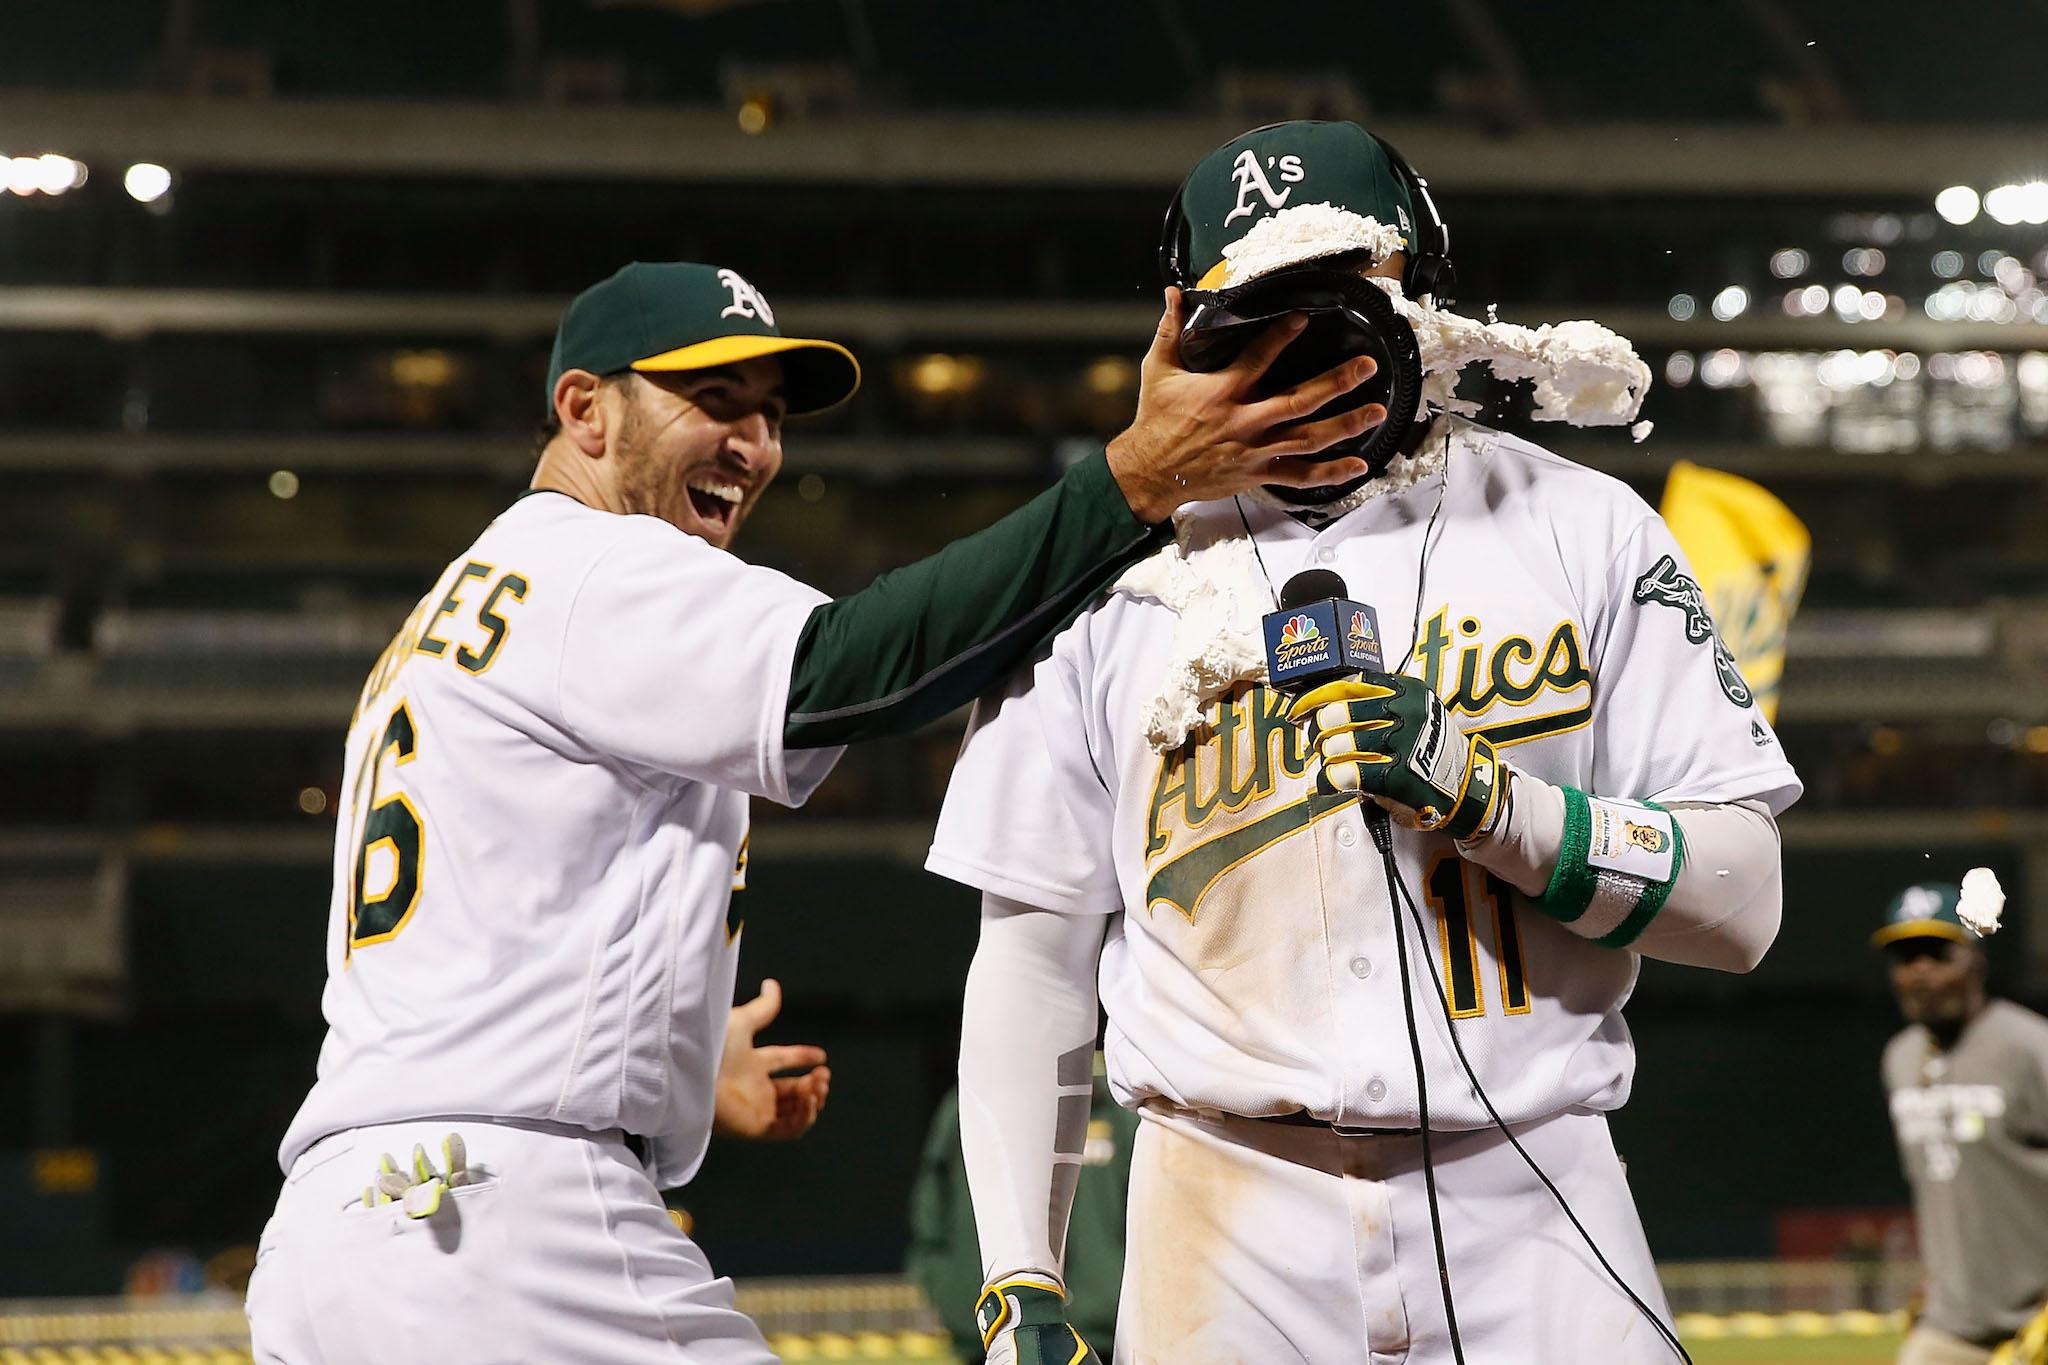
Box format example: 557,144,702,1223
930,123,1803,1364
245,259,1389,1364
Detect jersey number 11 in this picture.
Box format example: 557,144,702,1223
1425,852,1530,1020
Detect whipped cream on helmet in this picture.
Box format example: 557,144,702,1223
1119,206,1655,750
1218,204,1409,288
1218,201,1652,431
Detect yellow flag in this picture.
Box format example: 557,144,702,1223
1658,461,1810,724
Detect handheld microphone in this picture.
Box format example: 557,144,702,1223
1261,569,1384,694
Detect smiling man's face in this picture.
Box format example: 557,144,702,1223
607,358,788,550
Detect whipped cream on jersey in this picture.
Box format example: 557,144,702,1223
1113,528,1273,752
1116,430,1455,752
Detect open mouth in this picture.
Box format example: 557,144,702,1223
686,475,745,533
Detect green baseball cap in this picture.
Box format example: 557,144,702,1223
1179,120,1419,290
544,261,860,417
1871,882,1975,948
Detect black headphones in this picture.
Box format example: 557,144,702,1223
1157,128,1456,304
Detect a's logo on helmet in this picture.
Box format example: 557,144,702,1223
717,268,775,326
1224,149,1306,225
1278,614,1320,645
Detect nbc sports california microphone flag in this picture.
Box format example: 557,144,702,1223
1658,460,1810,724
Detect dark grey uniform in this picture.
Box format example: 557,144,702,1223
1883,999,2048,1348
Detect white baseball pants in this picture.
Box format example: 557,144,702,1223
247,1117,775,1365
1115,1104,1679,1365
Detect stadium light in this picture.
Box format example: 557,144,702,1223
124,162,173,203
1984,183,2025,226
5,156,42,196
1933,185,1979,226
36,154,85,194
1768,248,1808,279
2019,182,2048,226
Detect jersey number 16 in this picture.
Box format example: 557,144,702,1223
346,701,422,958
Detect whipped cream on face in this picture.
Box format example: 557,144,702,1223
1117,206,1655,751
1217,202,1653,430
1245,428,1451,519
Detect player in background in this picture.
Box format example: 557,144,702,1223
247,259,1387,1365
1875,884,2048,1365
928,122,1802,1363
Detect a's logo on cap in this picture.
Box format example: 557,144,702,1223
1224,149,1306,225
717,268,775,326
1278,614,1320,645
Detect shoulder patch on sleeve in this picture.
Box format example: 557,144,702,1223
1630,554,1754,709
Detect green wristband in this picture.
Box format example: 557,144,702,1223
1538,787,1686,947
1594,810,1686,948
1538,785,1598,924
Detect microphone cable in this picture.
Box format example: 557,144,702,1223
1367,801,1469,1364
1246,419,1689,1361
1368,807,1694,1365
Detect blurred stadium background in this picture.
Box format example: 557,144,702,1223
1,1,2045,1361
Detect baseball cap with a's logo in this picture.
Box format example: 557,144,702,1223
1177,121,1419,290
1870,882,1975,948
545,261,861,417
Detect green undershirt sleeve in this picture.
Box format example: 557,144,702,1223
784,449,1167,748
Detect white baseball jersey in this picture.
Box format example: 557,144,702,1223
279,491,841,1186
930,421,1801,1130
